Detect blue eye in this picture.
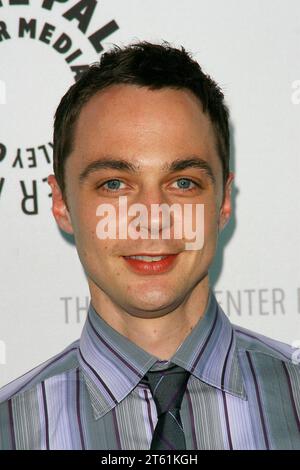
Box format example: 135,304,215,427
101,179,124,192
173,178,198,191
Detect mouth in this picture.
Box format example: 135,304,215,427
122,253,180,275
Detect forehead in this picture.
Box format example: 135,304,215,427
70,84,222,178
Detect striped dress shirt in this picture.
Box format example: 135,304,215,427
0,289,299,450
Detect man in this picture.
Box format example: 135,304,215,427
0,41,299,450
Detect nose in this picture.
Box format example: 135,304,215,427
130,187,179,240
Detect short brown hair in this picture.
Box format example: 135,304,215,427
53,40,230,199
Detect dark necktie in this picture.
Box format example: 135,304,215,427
141,363,191,450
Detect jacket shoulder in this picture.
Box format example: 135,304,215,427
0,339,80,404
233,322,299,366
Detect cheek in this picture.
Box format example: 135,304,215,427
75,204,120,259
69,201,99,243
203,200,219,233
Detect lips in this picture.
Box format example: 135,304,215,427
122,253,179,275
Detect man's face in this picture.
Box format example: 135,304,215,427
49,84,233,318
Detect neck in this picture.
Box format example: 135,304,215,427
89,276,211,361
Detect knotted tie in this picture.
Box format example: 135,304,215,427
141,363,191,450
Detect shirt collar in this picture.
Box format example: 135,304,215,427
78,288,247,420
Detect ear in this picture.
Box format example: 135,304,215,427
47,175,74,234
218,172,234,232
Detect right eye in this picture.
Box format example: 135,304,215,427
99,179,126,192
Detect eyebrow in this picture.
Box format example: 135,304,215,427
165,157,216,184
78,156,216,185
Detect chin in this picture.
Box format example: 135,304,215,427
124,292,181,316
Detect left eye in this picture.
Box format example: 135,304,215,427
101,179,125,192
172,178,198,191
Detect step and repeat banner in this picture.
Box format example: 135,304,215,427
0,0,299,387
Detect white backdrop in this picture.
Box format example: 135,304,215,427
0,0,299,388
